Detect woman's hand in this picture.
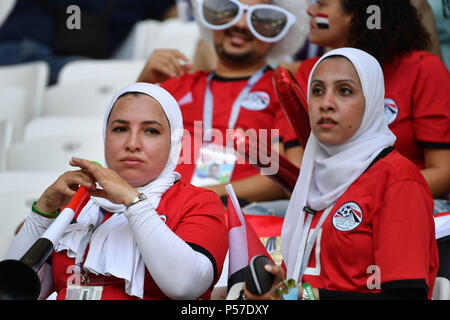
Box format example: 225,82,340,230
137,49,192,84
35,168,97,215
243,264,287,300
69,157,140,206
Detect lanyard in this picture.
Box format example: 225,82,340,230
292,203,335,283
202,66,266,142
74,209,106,280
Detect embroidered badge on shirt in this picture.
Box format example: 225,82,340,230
332,202,363,232
241,91,270,111
384,98,399,125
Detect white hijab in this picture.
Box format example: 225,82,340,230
55,83,184,298
281,48,397,280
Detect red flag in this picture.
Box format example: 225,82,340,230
225,184,274,291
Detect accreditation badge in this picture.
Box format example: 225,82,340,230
65,285,103,300
65,268,104,300
191,143,237,187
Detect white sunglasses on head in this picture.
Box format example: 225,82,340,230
196,0,296,43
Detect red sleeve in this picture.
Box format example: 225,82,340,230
373,179,438,296
272,98,300,149
277,116,300,150
412,53,450,147
175,188,228,285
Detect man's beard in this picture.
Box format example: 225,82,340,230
214,27,266,67
215,44,254,66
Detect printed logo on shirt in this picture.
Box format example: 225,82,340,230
159,215,167,223
383,98,399,125
332,202,363,232
178,92,193,106
241,91,270,111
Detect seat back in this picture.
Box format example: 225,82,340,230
0,120,13,171
0,85,27,142
0,190,42,236
23,116,103,142
432,277,450,300
0,0,15,27
58,59,145,84
5,135,104,172
0,62,49,120
0,234,15,260
42,80,124,117
130,18,200,60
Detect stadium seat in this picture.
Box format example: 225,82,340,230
432,277,450,300
0,171,59,193
23,116,103,142
58,59,146,84
121,18,200,61
0,190,41,237
0,234,15,260
0,120,13,171
0,171,59,239
42,80,124,117
0,62,49,121
5,135,105,172
0,85,27,142
0,0,15,28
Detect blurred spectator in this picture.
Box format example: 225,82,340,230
138,0,309,206
427,0,450,68
286,0,450,200
411,0,444,61
0,0,176,84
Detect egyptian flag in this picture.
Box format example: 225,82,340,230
316,13,330,29
225,184,274,293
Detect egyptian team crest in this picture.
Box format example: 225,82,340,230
332,202,363,232
384,98,399,125
241,91,270,111
159,214,167,223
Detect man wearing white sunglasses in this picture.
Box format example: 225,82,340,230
138,0,308,205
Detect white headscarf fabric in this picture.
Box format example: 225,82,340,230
55,83,184,298
94,82,183,213
281,48,397,280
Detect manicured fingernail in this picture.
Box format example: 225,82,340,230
265,265,272,272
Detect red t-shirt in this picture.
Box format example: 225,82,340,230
300,149,439,299
160,69,292,183
52,182,228,300
291,51,450,169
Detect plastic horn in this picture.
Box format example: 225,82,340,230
0,186,90,300
273,66,311,149
232,131,299,193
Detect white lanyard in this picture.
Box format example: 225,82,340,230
202,66,266,142
292,203,335,283
74,209,106,276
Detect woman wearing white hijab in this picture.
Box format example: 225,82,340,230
6,83,228,300
245,48,438,300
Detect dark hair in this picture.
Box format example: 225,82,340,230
116,91,146,100
340,0,431,65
